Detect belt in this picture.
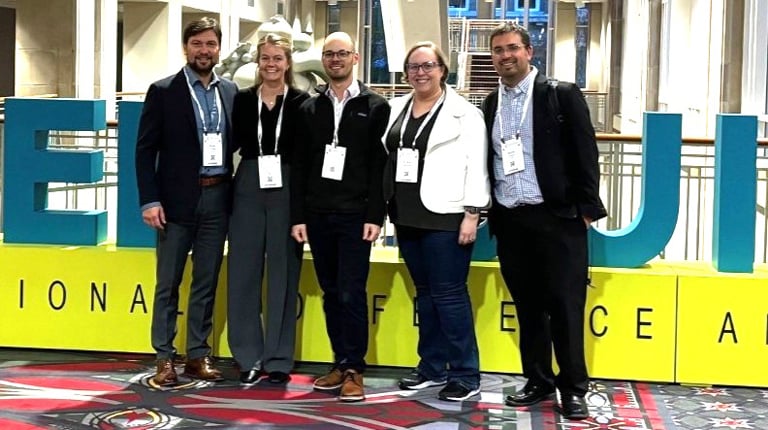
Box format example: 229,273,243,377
199,175,228,187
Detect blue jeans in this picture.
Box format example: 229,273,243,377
396,225,480,389
306,211,372,372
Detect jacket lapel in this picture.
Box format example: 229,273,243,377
171,70,198,134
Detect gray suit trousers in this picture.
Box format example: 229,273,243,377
227,160,302,373
152,182,229,360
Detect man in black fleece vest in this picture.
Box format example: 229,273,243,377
290,31,390,403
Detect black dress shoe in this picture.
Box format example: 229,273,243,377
268,371,290,384
239,369,262,385
560,393,589,420
505,384,556,406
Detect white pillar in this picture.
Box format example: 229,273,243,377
99,0,118,119
122,0,183,93
75,0,96,99
221,0,240,56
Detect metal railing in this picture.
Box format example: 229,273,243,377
369,85,610,133
2,104,768,264
449,18,502,53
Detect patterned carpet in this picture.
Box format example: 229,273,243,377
0,349,766,429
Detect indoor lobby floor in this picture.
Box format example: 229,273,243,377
0,348,765,429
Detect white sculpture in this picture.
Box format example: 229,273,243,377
215,15,328,91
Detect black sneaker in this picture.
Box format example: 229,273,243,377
438,381,480,401
398,369,447,390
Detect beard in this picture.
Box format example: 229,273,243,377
188,56,216,75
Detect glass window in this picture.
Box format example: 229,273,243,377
448,0,476,18
369,0,391,84
575,6,589,88
513,0,540,12
327,4,341,34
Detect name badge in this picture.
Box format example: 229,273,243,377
501,138,525,175
322,144,346,181
395,148,419,183
203,133,223,167
258,154,282,189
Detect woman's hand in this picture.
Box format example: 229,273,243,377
458,212,480,245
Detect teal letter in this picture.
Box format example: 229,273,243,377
2,98,107,245
116,101,154,247
712,114,757,273
590,112,682,267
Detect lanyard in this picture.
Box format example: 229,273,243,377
497,69,536,140
183,68,222,133
257,85,288,156
398,90,446,148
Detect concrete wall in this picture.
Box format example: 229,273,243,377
14,0,75,97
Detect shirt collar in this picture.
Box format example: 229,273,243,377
326,80,360,101
500,66,538,95
184,64,220,89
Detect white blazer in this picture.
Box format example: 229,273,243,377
383,86,491,214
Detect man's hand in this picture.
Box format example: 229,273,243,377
142,206,166,230
362,223,381,242
583,216,593,229
292,224,308,243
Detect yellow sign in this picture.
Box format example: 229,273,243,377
1,243,765,386
675,264,768,386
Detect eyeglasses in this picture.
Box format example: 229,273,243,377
322,50,354,60
492,44,526,56
405,61,442,74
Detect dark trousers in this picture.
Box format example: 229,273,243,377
397,225,480,389
152,182,229,360
493,203,589,395
306,211,372,373
227,161,302,373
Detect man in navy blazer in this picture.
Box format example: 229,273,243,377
135,17,237,387
481,22,607,421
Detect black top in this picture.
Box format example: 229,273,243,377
385,101,462,231
239,95,283,158
232,86,309,163
291,82,391,225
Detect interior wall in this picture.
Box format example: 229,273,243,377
0,7,15,97
720,0,743,114
14,0,75,97
553,1,576,83
587,2,602,90
122,2,181,92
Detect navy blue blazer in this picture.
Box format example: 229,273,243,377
135,69,237,224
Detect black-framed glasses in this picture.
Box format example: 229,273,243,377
405,61,441,74
322,50,354,60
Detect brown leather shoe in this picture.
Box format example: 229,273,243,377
339,370,365,402
183,356,224,381
313,368,345,391
152,358,178,386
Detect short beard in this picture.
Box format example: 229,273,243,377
188,58,215,76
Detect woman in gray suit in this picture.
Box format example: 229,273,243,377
227,33,309,385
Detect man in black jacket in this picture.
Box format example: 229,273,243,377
481,22,607,420
291,32,390,403
135,17,237,387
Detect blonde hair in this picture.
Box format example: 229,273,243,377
254,33,294,87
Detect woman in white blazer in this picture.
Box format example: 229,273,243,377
382,41,491,402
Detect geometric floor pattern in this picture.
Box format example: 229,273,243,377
0,348,766,429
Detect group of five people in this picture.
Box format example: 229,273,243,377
135,17,605,421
